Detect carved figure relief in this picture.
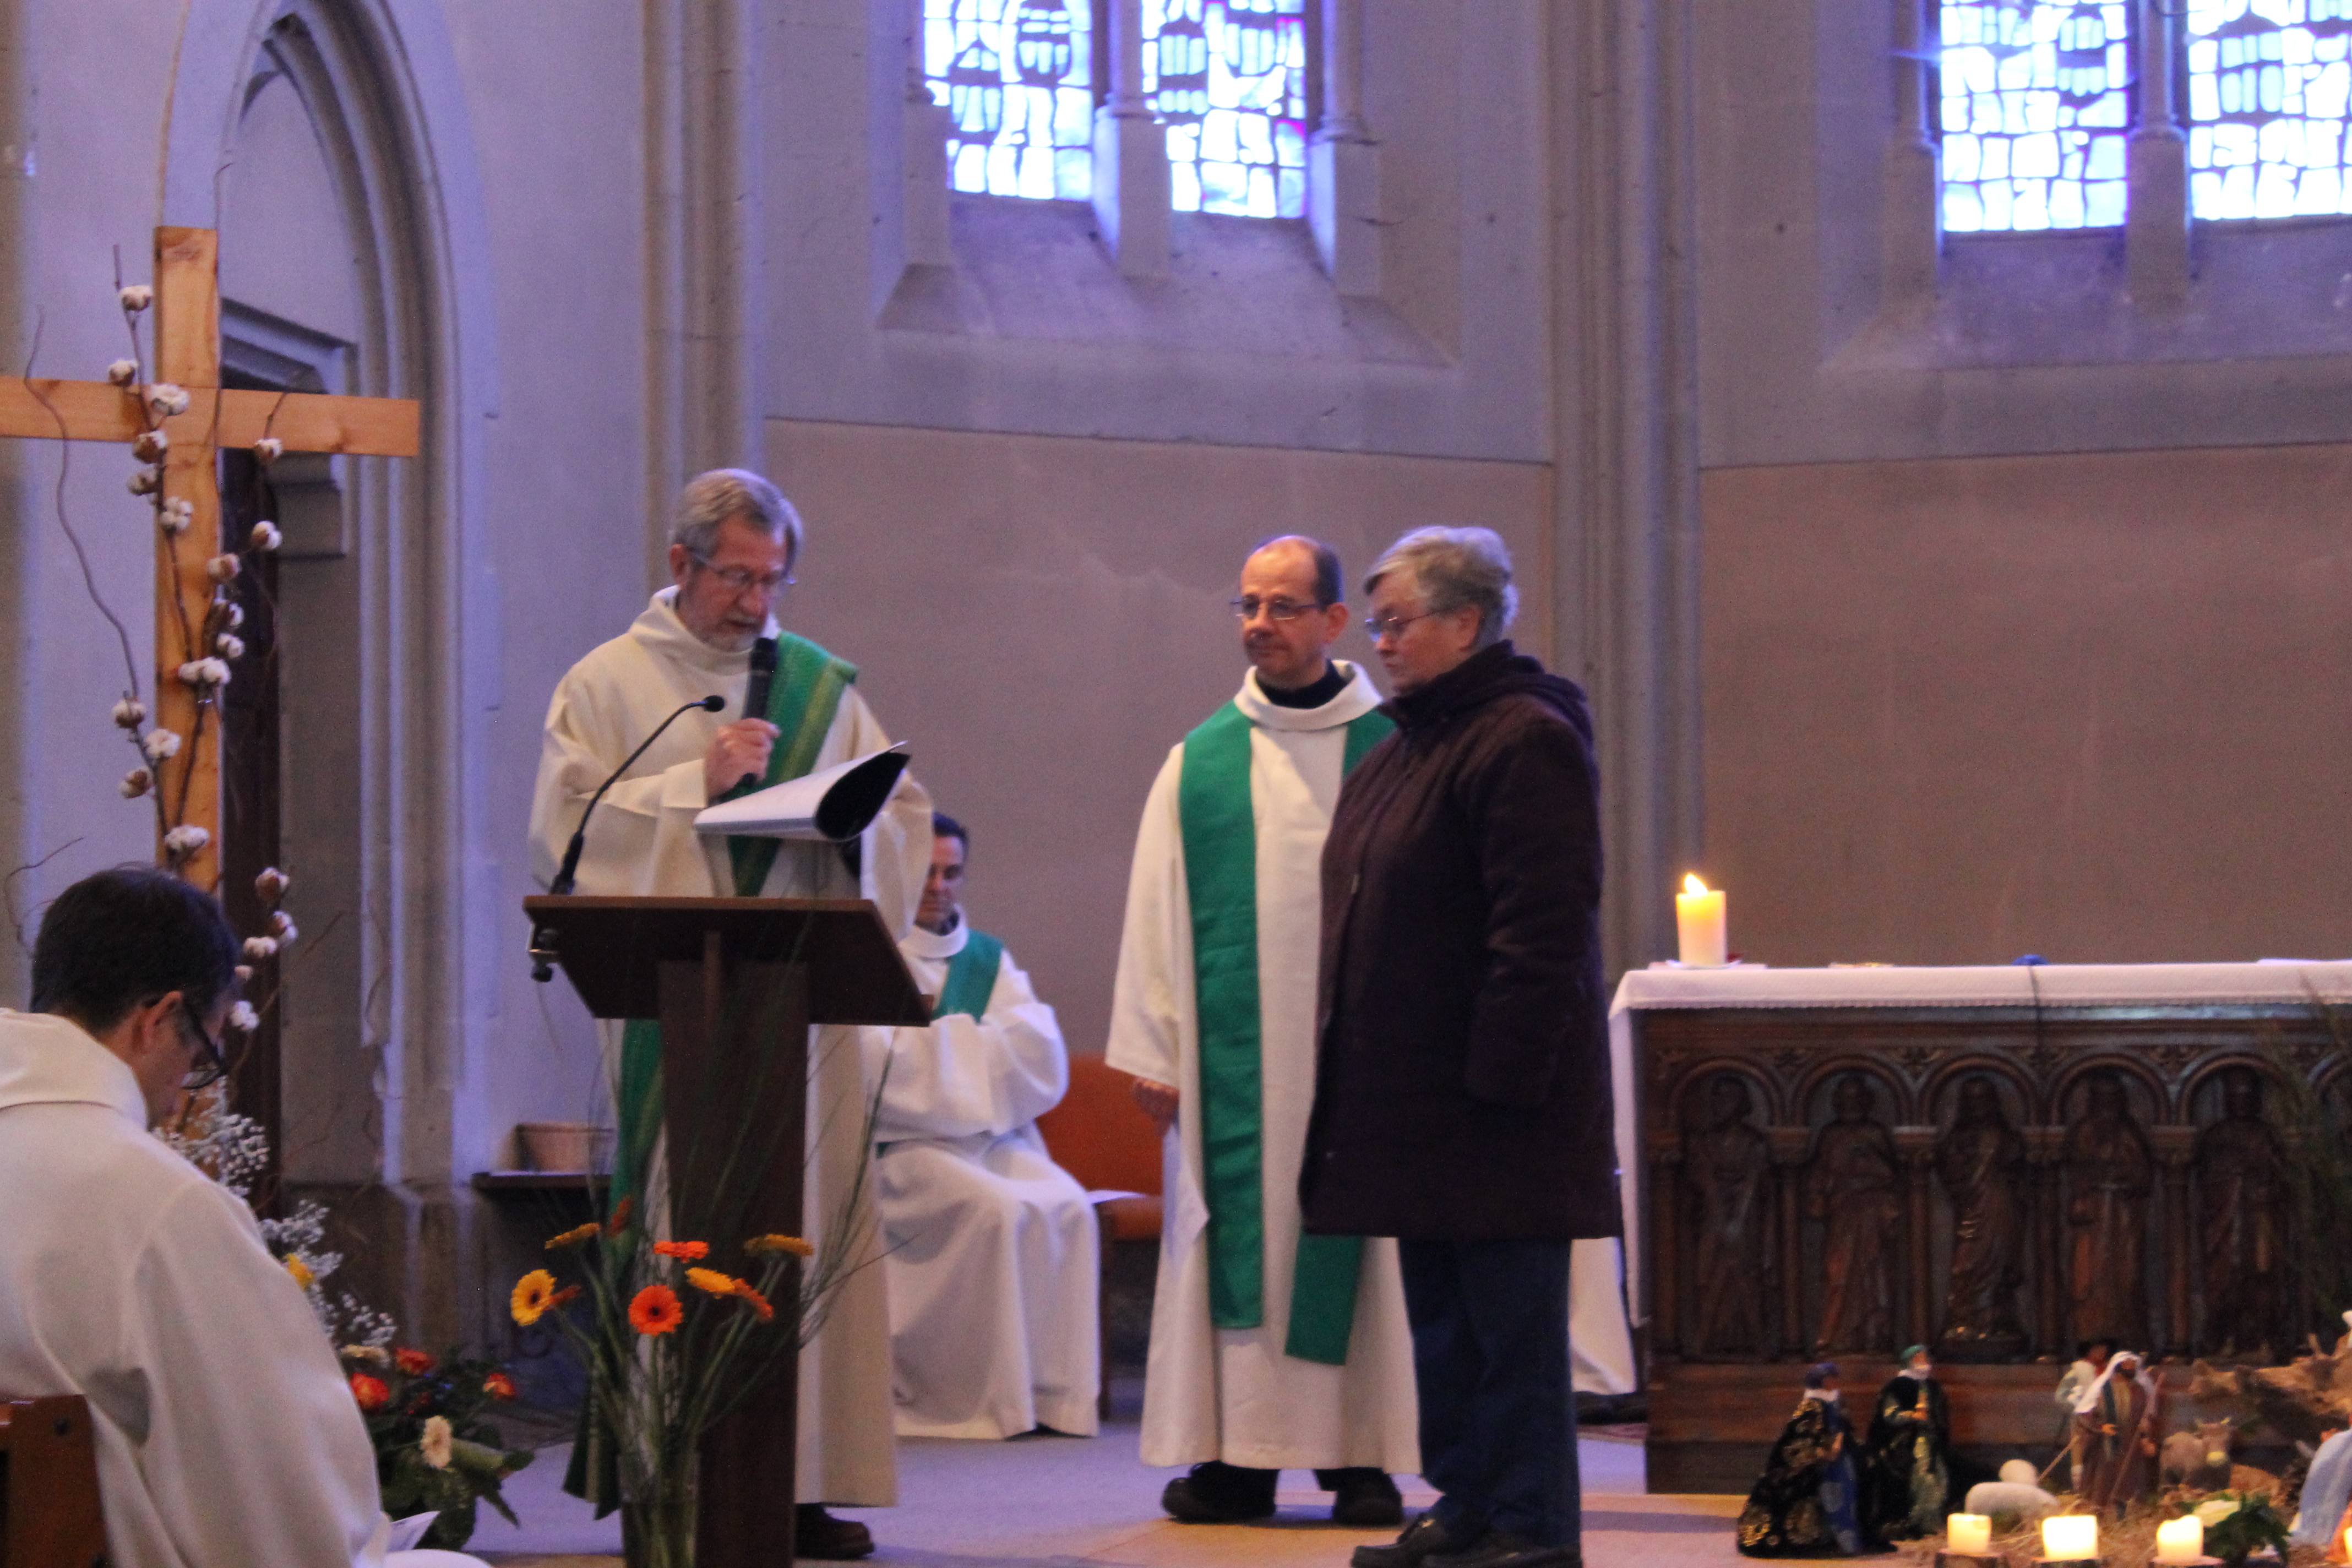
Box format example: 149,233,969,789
1936,1075,2029,1357
2195,1066,2289,1356
1686,1073,1772,1356
2065,1070,2155,1348
1806,1074,1900,1354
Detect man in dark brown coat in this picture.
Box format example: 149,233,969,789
1303,526,1614,1568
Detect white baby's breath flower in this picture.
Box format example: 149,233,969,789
249,521,282,552
112,697,146,729
205,554,240,583
255,866,290,901
128,467,160,497
177,658,231,690
144,383,189,418
119,767,151,799
132,429,167,462
253,437,284,465
419,1415,454,1471
106,358,139,387
243,935,279,961
119,284,153,313
214,633,245,660
140,728,183,763
227,999,259,1033
162,823,211,860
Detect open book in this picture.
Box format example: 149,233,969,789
693,744,910,843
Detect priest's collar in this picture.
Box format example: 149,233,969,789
902,914,968,961
630,586,782,677
1235,660,1384,732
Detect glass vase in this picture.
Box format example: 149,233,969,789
620,1452,697,1568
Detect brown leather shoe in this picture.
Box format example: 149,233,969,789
794,1504,875,1560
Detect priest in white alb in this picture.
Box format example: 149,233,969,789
1106,535,1418,1528
528,469,930,1561
868,812,1099,1439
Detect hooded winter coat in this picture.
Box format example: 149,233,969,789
1299,641,1618,1242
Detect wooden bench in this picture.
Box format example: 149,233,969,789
0,1395,107,1568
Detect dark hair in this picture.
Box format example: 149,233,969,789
30,867,241,1034
1252,534,1344,608
1804,1362,1839,1390
932,812,968,852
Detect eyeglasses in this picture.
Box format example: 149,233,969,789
1230,596,1326,623
1364,609,1439,643
690,554,796,598
179,998,229,1092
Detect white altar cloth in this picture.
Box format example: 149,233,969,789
1603,960,2352,1322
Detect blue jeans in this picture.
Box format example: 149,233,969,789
1396,1238,1580,1552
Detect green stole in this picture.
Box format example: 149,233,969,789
1177,695,1393,1366
932,928,1005,1021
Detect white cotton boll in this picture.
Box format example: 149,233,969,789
119,285,153,312
119,767,151,799
132,429,168,462
255,865,290,901
227,1000,259,1033
112,697,146,729
214,633,245,660
205,554,240,583
128,467,160,496
243,936,279,960
269,913,297,945
162,823,211,859
233,963,254,984
140,728,183,763
177,658,229,689
249,521,282,552
224,601,245,629
107,358,139,386
144,383,189,417
253,437,284,465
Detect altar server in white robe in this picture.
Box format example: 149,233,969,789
0,867,487,1568
529,470,930,1560
1107,535,1418,1527
868,813,1101,1439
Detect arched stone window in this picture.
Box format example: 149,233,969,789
2182,1,2352,220
1940,1,2133,231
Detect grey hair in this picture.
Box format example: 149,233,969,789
672,469,804,569
1365,526,1517,648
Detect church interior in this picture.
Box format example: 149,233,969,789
5,1,2352,1565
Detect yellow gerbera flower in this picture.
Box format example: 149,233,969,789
284,1255,315,1291
511,1268,560,1325
545,1222,599,1250
685,1266,744,1297
744,1234,813,1257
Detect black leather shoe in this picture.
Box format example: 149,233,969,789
1425,1528,1580,1568
1353,1512,1472,1568
1160,1460,1278,1522
1327,1469,1405,1527
794,1504,875,1560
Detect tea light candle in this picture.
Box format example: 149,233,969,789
2153,1516,2203,1565
2042,1515,2098,1562
1948,1515,1992,1556
1676,874,1728,967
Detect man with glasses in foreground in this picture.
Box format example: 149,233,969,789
1107,534,1419,1528
0,865,488,1567
530,469,930,1559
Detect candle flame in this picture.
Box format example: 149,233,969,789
1683,874,1710,896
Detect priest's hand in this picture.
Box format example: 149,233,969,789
705,718,779,800
1131,1077,1178,1134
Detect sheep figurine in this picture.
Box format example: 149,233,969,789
1964,1459,2060,1523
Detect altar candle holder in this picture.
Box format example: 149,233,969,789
2040,1513,2100,1568
2151,1515,2214,1568
1939,1512,1996,1568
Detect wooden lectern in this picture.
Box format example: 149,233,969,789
523,895,929,1568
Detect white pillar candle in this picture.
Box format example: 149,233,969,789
2153,1516,2203,1565
1948,1514,1992,1556
1675,874,1728,967
2043,1515,2098,1561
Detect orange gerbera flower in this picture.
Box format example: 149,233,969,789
545,1222,598,1250
350,1373,391,1412
606,1196,634,1234
651,1240,709,1261
744,1234,813,1257
483,1371,518,1401
734,1282,776,1322
394,1347,436,1375
511,1269,559,1326
284,1255,316,1290
629,1284,685,1336
685,1266,743,1296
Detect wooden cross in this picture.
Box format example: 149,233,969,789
0,227,419,888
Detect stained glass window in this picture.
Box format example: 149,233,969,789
1940,2,2133,231
926,0,1097,202
2183,0,2352,220
1142,0,1309,219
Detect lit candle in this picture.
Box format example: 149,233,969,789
1676,874,1728,967
2043,1515,2098,1562
2154,1516,2203,1565
1948,1514,1992,1556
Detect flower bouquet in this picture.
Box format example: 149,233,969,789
2187,1492,2291,1568
342,1345,533,1551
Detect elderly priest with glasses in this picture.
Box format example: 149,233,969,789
0,867,489,1568
529,468,932,1561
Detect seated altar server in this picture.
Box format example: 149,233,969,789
870,813,1101,1439
0,867,486,1568
529,469,930,1560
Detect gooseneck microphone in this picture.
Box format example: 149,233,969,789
735,636,779,792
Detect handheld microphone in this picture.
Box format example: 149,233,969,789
734,636,778,792
533,694,726,981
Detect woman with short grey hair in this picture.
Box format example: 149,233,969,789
1364,525,1518,650
672,466,804,570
